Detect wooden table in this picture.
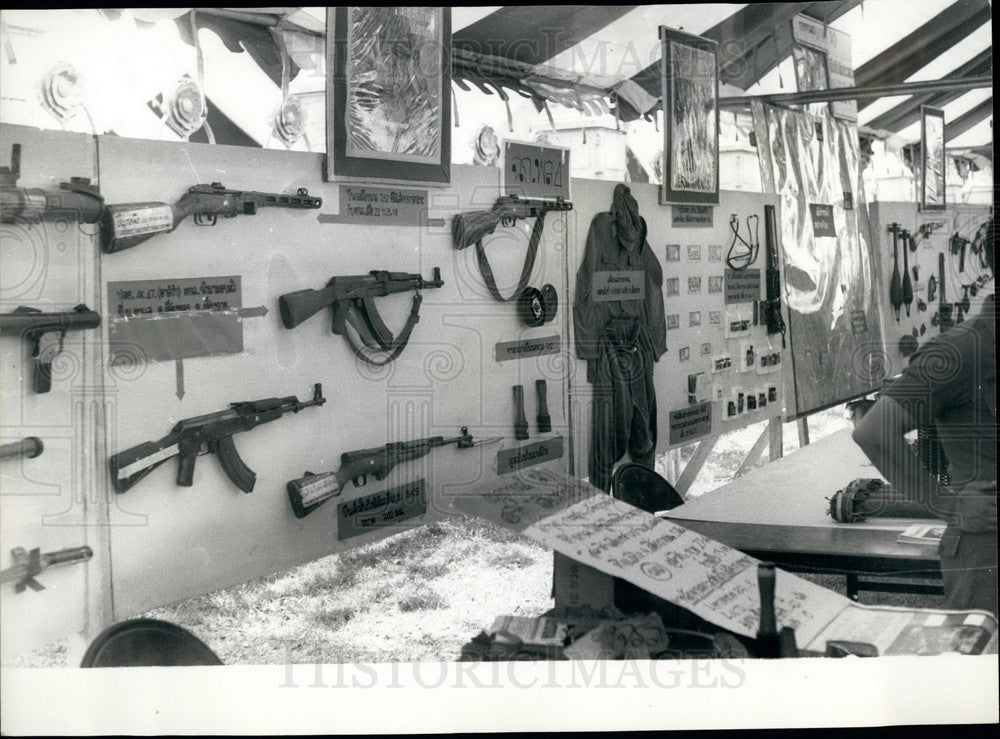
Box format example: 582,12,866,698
663,429,944,599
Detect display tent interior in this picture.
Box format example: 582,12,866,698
0,4,995,733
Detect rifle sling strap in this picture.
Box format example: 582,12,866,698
474,212,546,302
344,293,423,367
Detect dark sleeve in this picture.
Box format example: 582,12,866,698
573,214,604,361
883,330,973,424
642,234,667,360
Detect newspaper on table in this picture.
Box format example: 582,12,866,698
450,468,998,655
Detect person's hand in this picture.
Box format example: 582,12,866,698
954,493,997,533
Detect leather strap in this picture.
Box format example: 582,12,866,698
343,293,423,367
474,212,546,302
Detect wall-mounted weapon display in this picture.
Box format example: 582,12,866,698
109,384,326,494
100,182,322,253
761,204,786,347
285,426,497,518
0,144,104,224
0,305,102,393
452,195,572,323
0,437,44,462
278,269,444,366
2,545,93,593
931,252,953,332
517,284,559,328
900,230,913,317
887,223,902,322
513,384,529,440
536,379,551,434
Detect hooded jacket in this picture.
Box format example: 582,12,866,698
573,185,667,381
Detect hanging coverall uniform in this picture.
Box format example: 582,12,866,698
573,185,667,492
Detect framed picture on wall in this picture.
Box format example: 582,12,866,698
326,7,451,184
920,106,946,211
659,26,719,205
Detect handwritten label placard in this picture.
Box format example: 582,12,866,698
337,479,426,541
724,268,761,304
107,276,243,361
592,271,645,302
809,203,836,237
672,204,714,228
318,186,439,226
452,471,851,644
495,335,561,363
669,401,712,445
497,437,564,475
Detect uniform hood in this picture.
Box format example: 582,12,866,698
611,184,645,253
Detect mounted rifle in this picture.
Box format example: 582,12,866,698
278,268,444,366
452,195,572,302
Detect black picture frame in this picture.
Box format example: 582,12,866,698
326,7,451,184
920,105,946,211
659,26,720,205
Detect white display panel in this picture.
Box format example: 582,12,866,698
565,180,787,482
95,137,570,618
0,124,111,662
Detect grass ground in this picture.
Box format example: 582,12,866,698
14,407,945,667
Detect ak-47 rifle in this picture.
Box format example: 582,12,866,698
278,269,444,366
100,181,322,253
452,194,572,301
0,144,104,224
2,545,93,593
110,384,326,494
286,426,485,518
762,204,786,347
0,305,102,393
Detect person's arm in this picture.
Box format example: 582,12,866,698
851,395,953,520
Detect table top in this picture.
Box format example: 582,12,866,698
663,428,942,574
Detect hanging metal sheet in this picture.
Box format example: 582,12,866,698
751,101,888,418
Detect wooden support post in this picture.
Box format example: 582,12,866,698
735,426,770,478
768,416,784,462
797,417,810,447
674,436,719,497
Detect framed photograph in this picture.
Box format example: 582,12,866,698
701,342,713,356
791,43,830,116
709,310,721,325
688,244,702,261
708,245,722,262
667,314,680,330
920,106,946,211
659,26,719,205
689,311,701,326
688,276,701,294
666,277,680,296
327,7,451,184
708,275,723,293
665,244,681,261
678,347,690,361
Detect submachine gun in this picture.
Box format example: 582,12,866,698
0,305,102,393
761,204,786,347
286,426,481,518
278,269,444,366
109,384,326,494
452,195,572,303
0,144,104,225
100,181,322,253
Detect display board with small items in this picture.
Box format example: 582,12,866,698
868,201,993,376
565,180,787,484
